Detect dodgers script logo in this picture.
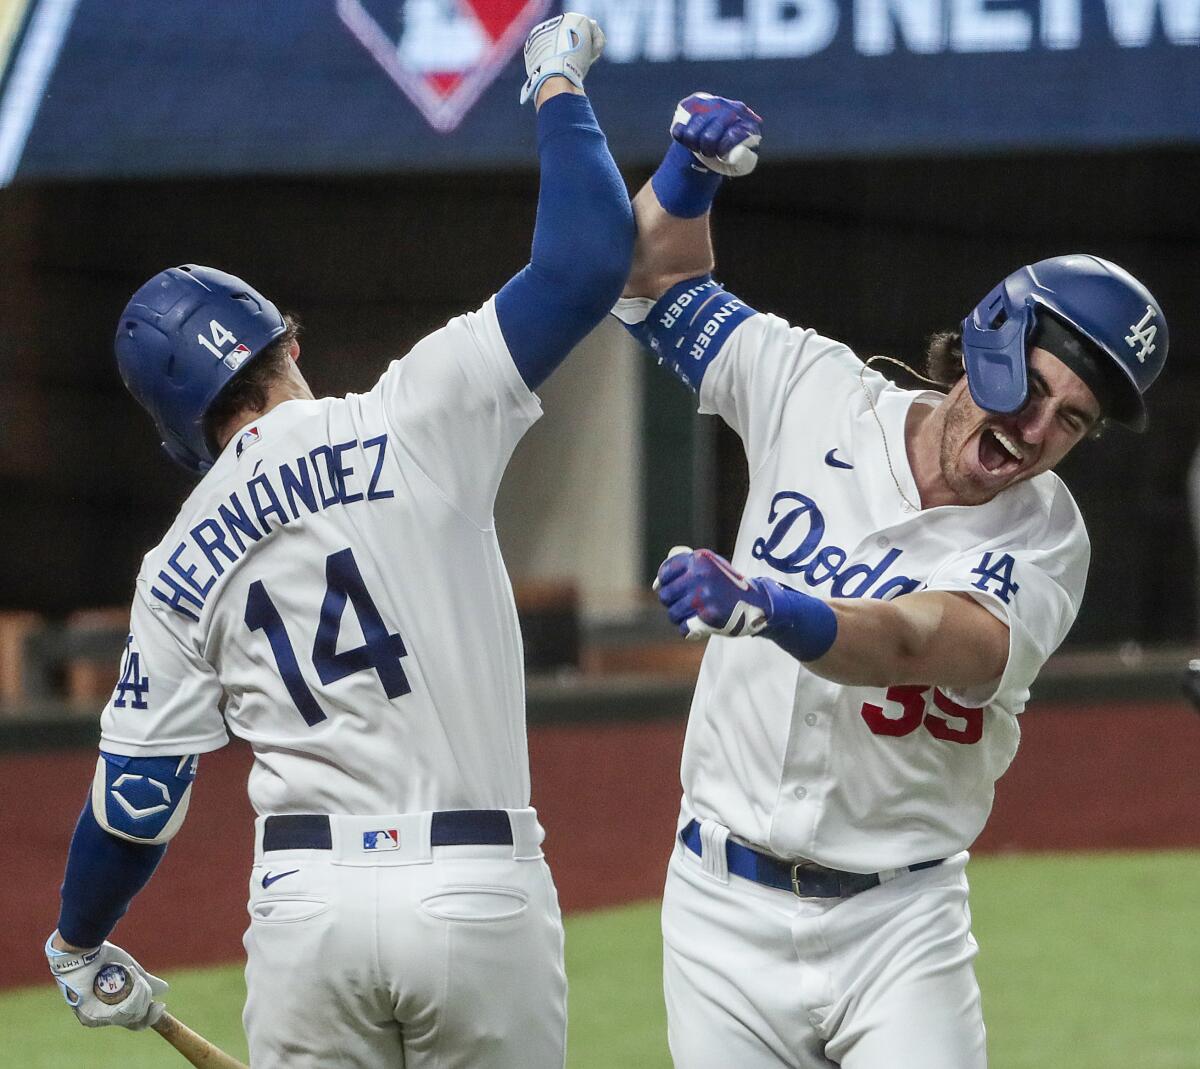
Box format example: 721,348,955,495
338,0,552,132
751,491,921,600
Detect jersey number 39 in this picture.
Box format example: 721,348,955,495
860,685,983,745
245,547,410,726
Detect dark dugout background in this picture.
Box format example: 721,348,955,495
1,0,1198,647
3,144,1198,646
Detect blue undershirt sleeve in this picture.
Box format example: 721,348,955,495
56,802,166,948
496,93,634,390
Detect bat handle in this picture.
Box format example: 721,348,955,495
152,1010,181,1037
153,1011,250,1069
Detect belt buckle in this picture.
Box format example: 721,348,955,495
790,859,825,896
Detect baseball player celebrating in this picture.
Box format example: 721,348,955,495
615,93,1168,1067
44,15,631,1068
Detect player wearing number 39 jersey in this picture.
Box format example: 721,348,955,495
617,92,1168,1068
45,16,631,1069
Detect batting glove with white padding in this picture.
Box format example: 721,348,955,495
520,13,606,105
654,547,839,661
45,934,168,1030
654,546,772,641
671,93,763,177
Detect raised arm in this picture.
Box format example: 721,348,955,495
623,93,761,301
495,14,634,390
624,172,715,299
611,95,764,397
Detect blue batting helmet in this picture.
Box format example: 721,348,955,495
960,254,1167,431
114,265,287,472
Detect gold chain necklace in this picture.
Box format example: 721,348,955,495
858,355,946,514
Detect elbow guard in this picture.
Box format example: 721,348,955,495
613,275,755,392
90,752,199,845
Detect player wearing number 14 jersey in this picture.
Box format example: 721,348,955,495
45,17,630,1068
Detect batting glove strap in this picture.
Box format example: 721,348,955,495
758,579,838,662
520,13,605,105
45,937,104,979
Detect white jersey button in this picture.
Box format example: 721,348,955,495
876,536,890,548
804,713,818,726
794,786,808,800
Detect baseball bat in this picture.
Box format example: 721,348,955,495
151,1011,250,1069
93,964,250,1069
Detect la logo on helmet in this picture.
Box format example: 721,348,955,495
1125,305,1158,363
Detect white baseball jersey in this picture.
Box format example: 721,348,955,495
100,298,542,816
682,311,1089,872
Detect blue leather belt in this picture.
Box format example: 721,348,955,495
680,819,943,899
262,810,514,852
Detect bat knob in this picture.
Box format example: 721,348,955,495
93,963,134,1005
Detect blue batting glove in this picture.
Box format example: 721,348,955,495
671,93,762,177
653,547,771,640
653,546,839,660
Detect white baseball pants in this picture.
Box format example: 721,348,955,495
242,809,567,1068
661,827,987,1068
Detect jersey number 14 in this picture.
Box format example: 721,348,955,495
245,547,410,726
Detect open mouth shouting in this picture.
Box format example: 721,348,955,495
977,425,1027,478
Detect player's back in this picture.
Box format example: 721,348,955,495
103,301,541,816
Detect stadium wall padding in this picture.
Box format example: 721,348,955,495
2,700,1198,989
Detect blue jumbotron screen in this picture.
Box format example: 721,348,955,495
1,0,1197,184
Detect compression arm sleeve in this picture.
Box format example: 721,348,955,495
56,750,198,946
56,803,166,948
496,93,634,390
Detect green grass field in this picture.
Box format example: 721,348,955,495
5,851,1196,1068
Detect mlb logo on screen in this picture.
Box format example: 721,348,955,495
338,0,552,132
363,829,401,850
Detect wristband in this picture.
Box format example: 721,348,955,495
759,580,838,662
651,141,724,219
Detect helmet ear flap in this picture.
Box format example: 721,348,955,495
979,287,1008,330
961,281,1033,415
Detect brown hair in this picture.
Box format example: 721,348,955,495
203,313,300,451
924,330,964,390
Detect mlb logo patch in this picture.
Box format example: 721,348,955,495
236,425,261,458
338,0,552,132
223,343,252,371
363,829,400,851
